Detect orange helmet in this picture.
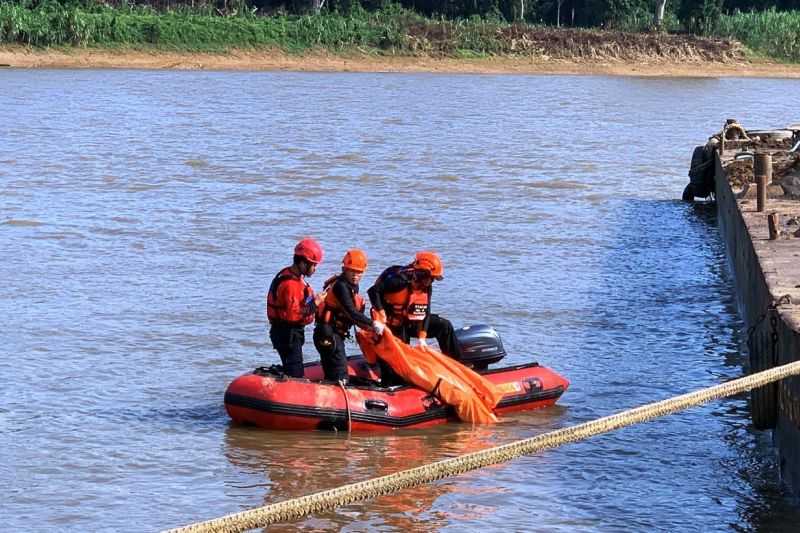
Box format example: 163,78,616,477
294,237,323,264
413,251,443,280
342,248,368,272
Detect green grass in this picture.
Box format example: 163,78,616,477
0,3,423,51
2,3,800,63
0,3,532,56
715,9,800,62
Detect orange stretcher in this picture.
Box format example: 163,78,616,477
356,328,504,424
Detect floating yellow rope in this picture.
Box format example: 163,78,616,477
166,360,800,533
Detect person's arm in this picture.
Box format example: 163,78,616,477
302,285,317,320
367,267,406,311
332,280,373,330
367,279,384,311
369,269,402,324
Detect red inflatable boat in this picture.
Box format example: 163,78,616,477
225,325,569,431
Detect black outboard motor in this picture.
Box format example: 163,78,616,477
455,325,506,370
683,142,717,202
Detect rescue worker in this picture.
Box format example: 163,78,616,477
266,237,324,378
367,251,461,386
314,249,385,383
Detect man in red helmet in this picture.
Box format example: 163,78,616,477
314,249,384,383
266,237,324,378
367,251,461,386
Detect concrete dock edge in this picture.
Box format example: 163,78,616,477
714,148,800,495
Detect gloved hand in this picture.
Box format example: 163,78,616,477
373,321,386,336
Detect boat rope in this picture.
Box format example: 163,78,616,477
165,360,800,533
338,379,352,433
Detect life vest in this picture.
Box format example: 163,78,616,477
266,267,314,326
316,275,365,335
383,287,429,327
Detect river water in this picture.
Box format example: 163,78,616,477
3,70,800,532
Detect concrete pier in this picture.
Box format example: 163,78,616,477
712,124,800,494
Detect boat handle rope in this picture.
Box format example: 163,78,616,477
165,359,800,533
337,379,352,433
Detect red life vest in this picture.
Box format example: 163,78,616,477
316,274,365,335
383,287,429,327
266,267,314,326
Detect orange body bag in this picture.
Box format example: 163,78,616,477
356,327,503,424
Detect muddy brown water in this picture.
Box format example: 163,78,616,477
3,70,800,532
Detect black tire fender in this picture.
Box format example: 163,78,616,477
682,183,695,202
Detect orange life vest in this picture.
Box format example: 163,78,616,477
316,275,365,335
383,287,429,327
266,267,314,326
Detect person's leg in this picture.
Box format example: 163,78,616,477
316,327,348,382
425,314,462,360
330,334,349,382
378,359,404,386
271,325,306,378
313,324,335,378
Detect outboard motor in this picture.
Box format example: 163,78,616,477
455,324,506,370
683,142,717,202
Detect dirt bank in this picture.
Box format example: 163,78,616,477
2,45,800,77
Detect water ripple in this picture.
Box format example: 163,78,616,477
3,71,800,533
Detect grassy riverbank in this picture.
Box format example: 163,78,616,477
1,3,800,68
718,9,800,63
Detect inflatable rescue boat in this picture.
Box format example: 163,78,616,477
225,325,569,431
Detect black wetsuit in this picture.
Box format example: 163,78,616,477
313,276,373,383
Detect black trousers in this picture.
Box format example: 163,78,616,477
313,323,348,382
269,323,306,378
380,314,462,386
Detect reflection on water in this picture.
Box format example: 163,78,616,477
3,70,800,532
223,423,513,531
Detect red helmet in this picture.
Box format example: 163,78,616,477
413,251,443,280
294,237,323,264
342,249,368,272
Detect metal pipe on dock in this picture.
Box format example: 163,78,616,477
755,152,772,213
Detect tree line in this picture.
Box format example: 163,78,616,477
6,0,800,34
